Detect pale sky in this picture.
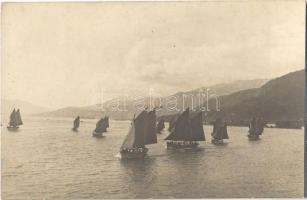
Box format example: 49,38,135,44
2,1,305,109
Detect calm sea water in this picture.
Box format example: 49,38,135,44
2,116,303,199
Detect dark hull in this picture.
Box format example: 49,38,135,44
72,128,78,132
120,148,148,159
211,138,224,145
248,134,260,140
7,126,19,131
92,131,104,138
166,141,199,149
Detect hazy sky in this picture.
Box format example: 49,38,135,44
2,1,305,109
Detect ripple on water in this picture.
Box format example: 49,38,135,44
2,116,304,199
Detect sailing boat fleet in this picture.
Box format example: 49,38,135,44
5,106,266,159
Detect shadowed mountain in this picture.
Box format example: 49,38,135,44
39,79,268,120
199,69,304,123
157,78,268,116
40,68,305,123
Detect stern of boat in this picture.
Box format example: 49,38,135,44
120,147,148,159
7,126,19,131
92,131,103,138
211,138,224,145
166,141,199,149
248,134,260,141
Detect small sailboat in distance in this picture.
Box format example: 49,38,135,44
157,119,165,134
248,117,265,140
72,116,80,132
7,108,23,131
211,118,229,145
92,117,108,137
120,109,158,159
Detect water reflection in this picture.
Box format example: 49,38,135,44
2,117,304,199
119,157,157,198
247,138,262,144
120,157,156,178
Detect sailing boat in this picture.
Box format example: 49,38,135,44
156,119,165,134
92,117,108,137
211,118,229,144
72,116,80,132
165,108,205,149
7,108,23,131
248,117,265,140
120,109,158,159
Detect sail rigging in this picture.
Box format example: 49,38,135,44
73,116,80,129
105,116,109,128
94,117,108,133
8,108,23,127
190,112,206,141
121,110,158,149
145,110,158,145
249,118,265,136
9,109,18,127
121,110,147,149
165,108,191,141
165,109,206,142
15,109,23,126
212,119,228,140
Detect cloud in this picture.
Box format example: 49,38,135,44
3,2,305,108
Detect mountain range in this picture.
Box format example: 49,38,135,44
198,69,304,123
160,70,305,125
4,69,304,124
38,78,268,120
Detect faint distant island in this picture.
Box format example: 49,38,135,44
1,99,50,116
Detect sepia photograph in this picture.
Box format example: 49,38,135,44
1,1,305,199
